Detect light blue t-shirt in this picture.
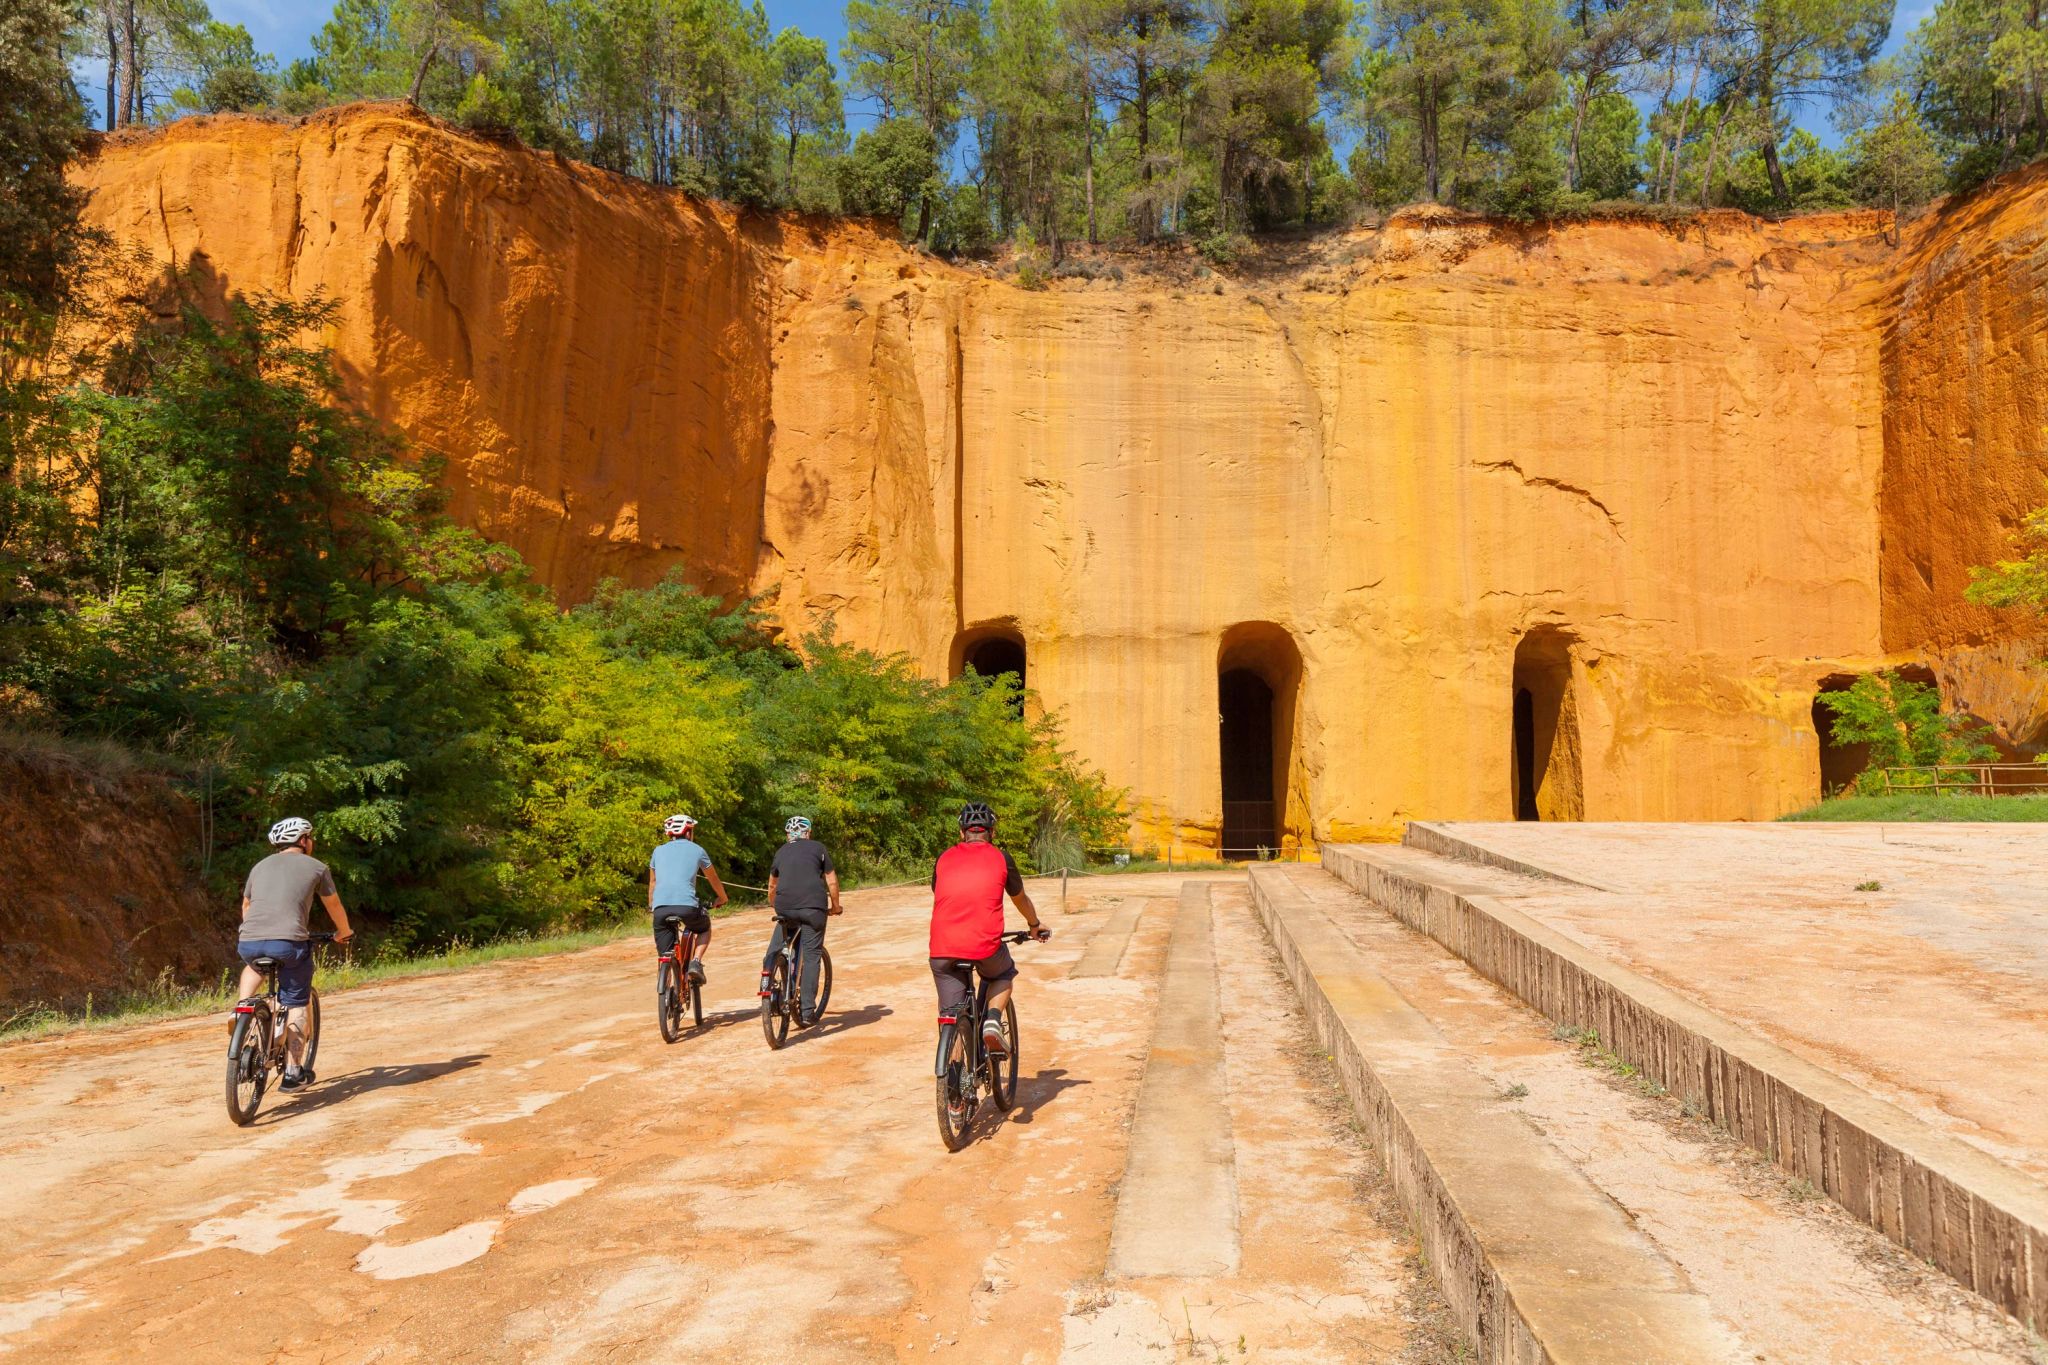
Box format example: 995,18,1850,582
649,838,712,910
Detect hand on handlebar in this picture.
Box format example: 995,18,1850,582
1031,924,1052,942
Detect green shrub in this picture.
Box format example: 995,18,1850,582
1815,671,1996,790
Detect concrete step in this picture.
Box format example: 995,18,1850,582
1247,863,1747,1364
1324,839,2048,1335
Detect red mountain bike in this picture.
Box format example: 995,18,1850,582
656,915,705,1043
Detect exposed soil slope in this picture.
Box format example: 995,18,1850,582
0,745,227,1012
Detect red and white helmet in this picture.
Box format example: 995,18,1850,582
663,813,697,837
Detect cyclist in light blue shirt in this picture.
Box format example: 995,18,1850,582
649,813,728,984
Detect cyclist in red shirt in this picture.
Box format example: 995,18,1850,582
930,801,1050,1060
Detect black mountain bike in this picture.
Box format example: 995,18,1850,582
225,933,335,1126
759,916,833,1049
934,930,1038,1152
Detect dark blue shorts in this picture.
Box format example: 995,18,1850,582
239,939,314,1008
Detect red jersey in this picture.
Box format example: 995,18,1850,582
929,840,1024,959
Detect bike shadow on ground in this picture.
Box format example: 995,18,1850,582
686,1008,761,1033
782,1003,893,1047
258,1053,489,1123
1006,1067,1089,1126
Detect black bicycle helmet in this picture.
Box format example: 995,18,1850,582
958,801,997,831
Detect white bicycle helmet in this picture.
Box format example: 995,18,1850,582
664,813,697,836
268,816,314,847
785,815,812,839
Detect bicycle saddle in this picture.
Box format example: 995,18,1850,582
248,956,280,970
656,914,688,926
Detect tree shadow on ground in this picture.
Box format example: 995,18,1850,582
782,1003,893,1047
259,1053,489,1123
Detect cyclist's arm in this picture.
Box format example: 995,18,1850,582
825,870,842,915
648,865,657,911
319,890,354,943
1010,888,1045,934
701,862,729,909
765,871,779,907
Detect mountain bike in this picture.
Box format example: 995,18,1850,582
934,930,1039,1152
656,914,706,1044
759,917,833,1049
225,933,336,1126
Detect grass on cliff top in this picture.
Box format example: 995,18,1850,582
1779,793,2048,821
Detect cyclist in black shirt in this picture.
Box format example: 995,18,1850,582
761,815,842,1025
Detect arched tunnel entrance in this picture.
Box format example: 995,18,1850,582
951,624,1027,714
1812,673,1870,798
1511,628,1584,822
1218,623,1302,857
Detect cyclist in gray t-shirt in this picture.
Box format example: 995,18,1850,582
236,817,353,1090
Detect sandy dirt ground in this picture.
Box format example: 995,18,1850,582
0,872,1439,1364
1413,823,2048,1182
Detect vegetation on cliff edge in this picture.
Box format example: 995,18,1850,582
52,0,2048,252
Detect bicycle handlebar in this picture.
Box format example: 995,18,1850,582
1002,929,1048,944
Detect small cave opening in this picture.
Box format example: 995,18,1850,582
1812,673,1870,799
1217,622,1304,857
1511,629,1584,822
951,624,1027,714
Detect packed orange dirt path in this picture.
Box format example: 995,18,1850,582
0,873,1430,1363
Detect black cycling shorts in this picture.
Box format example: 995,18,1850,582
930,945,1018,1016
654,906,711,954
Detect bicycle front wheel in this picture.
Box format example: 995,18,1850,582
812,947,834,1021
226,1011,268,1127
300,990,322,1075
658,960,683,1044
989,999,1020,1113
690,974,704,1028
761,957,791,1050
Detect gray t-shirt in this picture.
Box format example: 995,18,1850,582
240,851,337,942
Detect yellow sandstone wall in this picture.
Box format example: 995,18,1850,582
71,105,2048,845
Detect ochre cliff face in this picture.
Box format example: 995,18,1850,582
71,107,2048,843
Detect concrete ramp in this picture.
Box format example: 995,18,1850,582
1248,863,1745,1364
1106,883,1240,1279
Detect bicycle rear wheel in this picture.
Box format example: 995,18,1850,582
988,999,1021,1112
761,957,791,1049
225,1011,268,1127
658,960,683,1044
936,1053,973,1152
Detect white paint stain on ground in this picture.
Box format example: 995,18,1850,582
0,1289,90,1349
507,1178,596,1214
353,1220,501,1280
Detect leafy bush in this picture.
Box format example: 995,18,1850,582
1,274,1127,946
1815,671,1996,790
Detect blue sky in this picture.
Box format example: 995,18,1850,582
101,0,1928,144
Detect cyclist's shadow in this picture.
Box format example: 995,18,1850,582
1006,1067,1089,1126
258,1054,488,1123
783,1003,893,1046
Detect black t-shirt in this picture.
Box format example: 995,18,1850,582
770,838,836,912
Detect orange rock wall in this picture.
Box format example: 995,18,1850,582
71,108,2048,844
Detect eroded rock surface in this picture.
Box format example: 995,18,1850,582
70,105,2048,839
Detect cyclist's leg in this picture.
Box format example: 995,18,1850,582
977,947,1020,1051
682,907,712,979
762,919,787,974
978,945,1019,1012
795,915,825,1019
654,916,681,960
932,959,973,1063
275,943,315,1068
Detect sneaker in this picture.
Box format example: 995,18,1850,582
982,1017,1009,1058
280,1068,311,1092
686,959,706,985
